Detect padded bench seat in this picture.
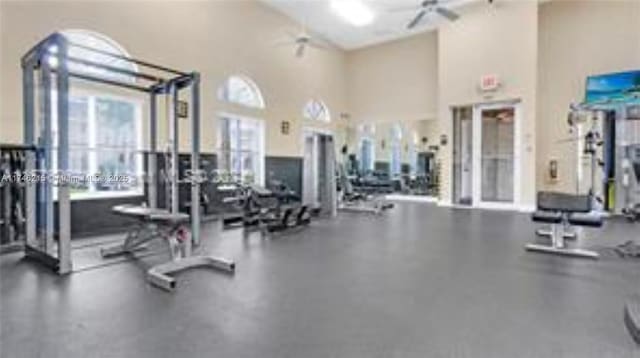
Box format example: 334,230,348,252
112,204,190,225
526,191,601,259
532,210,563,224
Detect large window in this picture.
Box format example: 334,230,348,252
53,93,142,199
390,124,403,177
217,75,266,184
408,131,419,175
303,100,330,123
217,75,265,109
359,123,375,174
218,116,264,185
360,138,374,174
49,30,142,200
54,30,138,82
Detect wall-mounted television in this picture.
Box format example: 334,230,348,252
585,70,640,104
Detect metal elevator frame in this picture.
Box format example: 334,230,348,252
21,32,202,274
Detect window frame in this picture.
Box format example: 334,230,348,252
216,112,266,186
359,137,375,174
52,88,144,201
303,99,331,123
358,123,376,174
389,124,403,177
60,29,139,83
217,75,265,109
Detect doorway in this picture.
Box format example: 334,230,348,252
452,102,521,210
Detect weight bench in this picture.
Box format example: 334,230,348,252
525,192,602,259
266,204,310,232
101,205,235,291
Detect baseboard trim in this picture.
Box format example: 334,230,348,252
385,194,438,203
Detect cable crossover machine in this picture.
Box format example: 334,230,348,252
21,32,235,290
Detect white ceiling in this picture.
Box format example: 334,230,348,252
260,0,480,50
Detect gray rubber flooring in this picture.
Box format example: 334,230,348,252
2,202,640,358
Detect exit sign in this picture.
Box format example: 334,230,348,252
480,74,500,92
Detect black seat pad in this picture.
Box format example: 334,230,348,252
537,191,591,213
531,210,562,224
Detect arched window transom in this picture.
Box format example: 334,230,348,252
218,75,265,109
303,100,330,122
58,30,138,83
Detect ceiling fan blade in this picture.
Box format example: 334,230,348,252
407,10,427,29
296,43,306,58
435,6,460,21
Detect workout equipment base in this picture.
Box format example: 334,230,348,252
535,228,577,240
148,256,235,291
525,243,599,259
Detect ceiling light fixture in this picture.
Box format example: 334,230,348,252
330,0,375,27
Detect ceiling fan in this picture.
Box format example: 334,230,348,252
276,28,329,58
390,0,461,30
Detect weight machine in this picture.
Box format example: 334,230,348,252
21,32,234,289
567,103,640,216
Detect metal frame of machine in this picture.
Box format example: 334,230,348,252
21,33,234,286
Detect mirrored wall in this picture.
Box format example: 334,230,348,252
335,119,440,200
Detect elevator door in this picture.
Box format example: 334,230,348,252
472,103,520,209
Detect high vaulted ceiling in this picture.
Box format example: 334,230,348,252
260,0,481,50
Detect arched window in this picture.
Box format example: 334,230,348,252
53,30,138,83
217,75,265,109
303,100,330,122
217,75,266,184
53,30,142,199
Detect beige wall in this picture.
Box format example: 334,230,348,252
2,0,639,207
537,0,640,192
0,0,347,156
438,0,539,207
346,31,438,123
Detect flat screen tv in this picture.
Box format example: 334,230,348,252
585,70,640,104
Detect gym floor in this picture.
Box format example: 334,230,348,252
1,202,639,358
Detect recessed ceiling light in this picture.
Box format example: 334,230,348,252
330,0,375,27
